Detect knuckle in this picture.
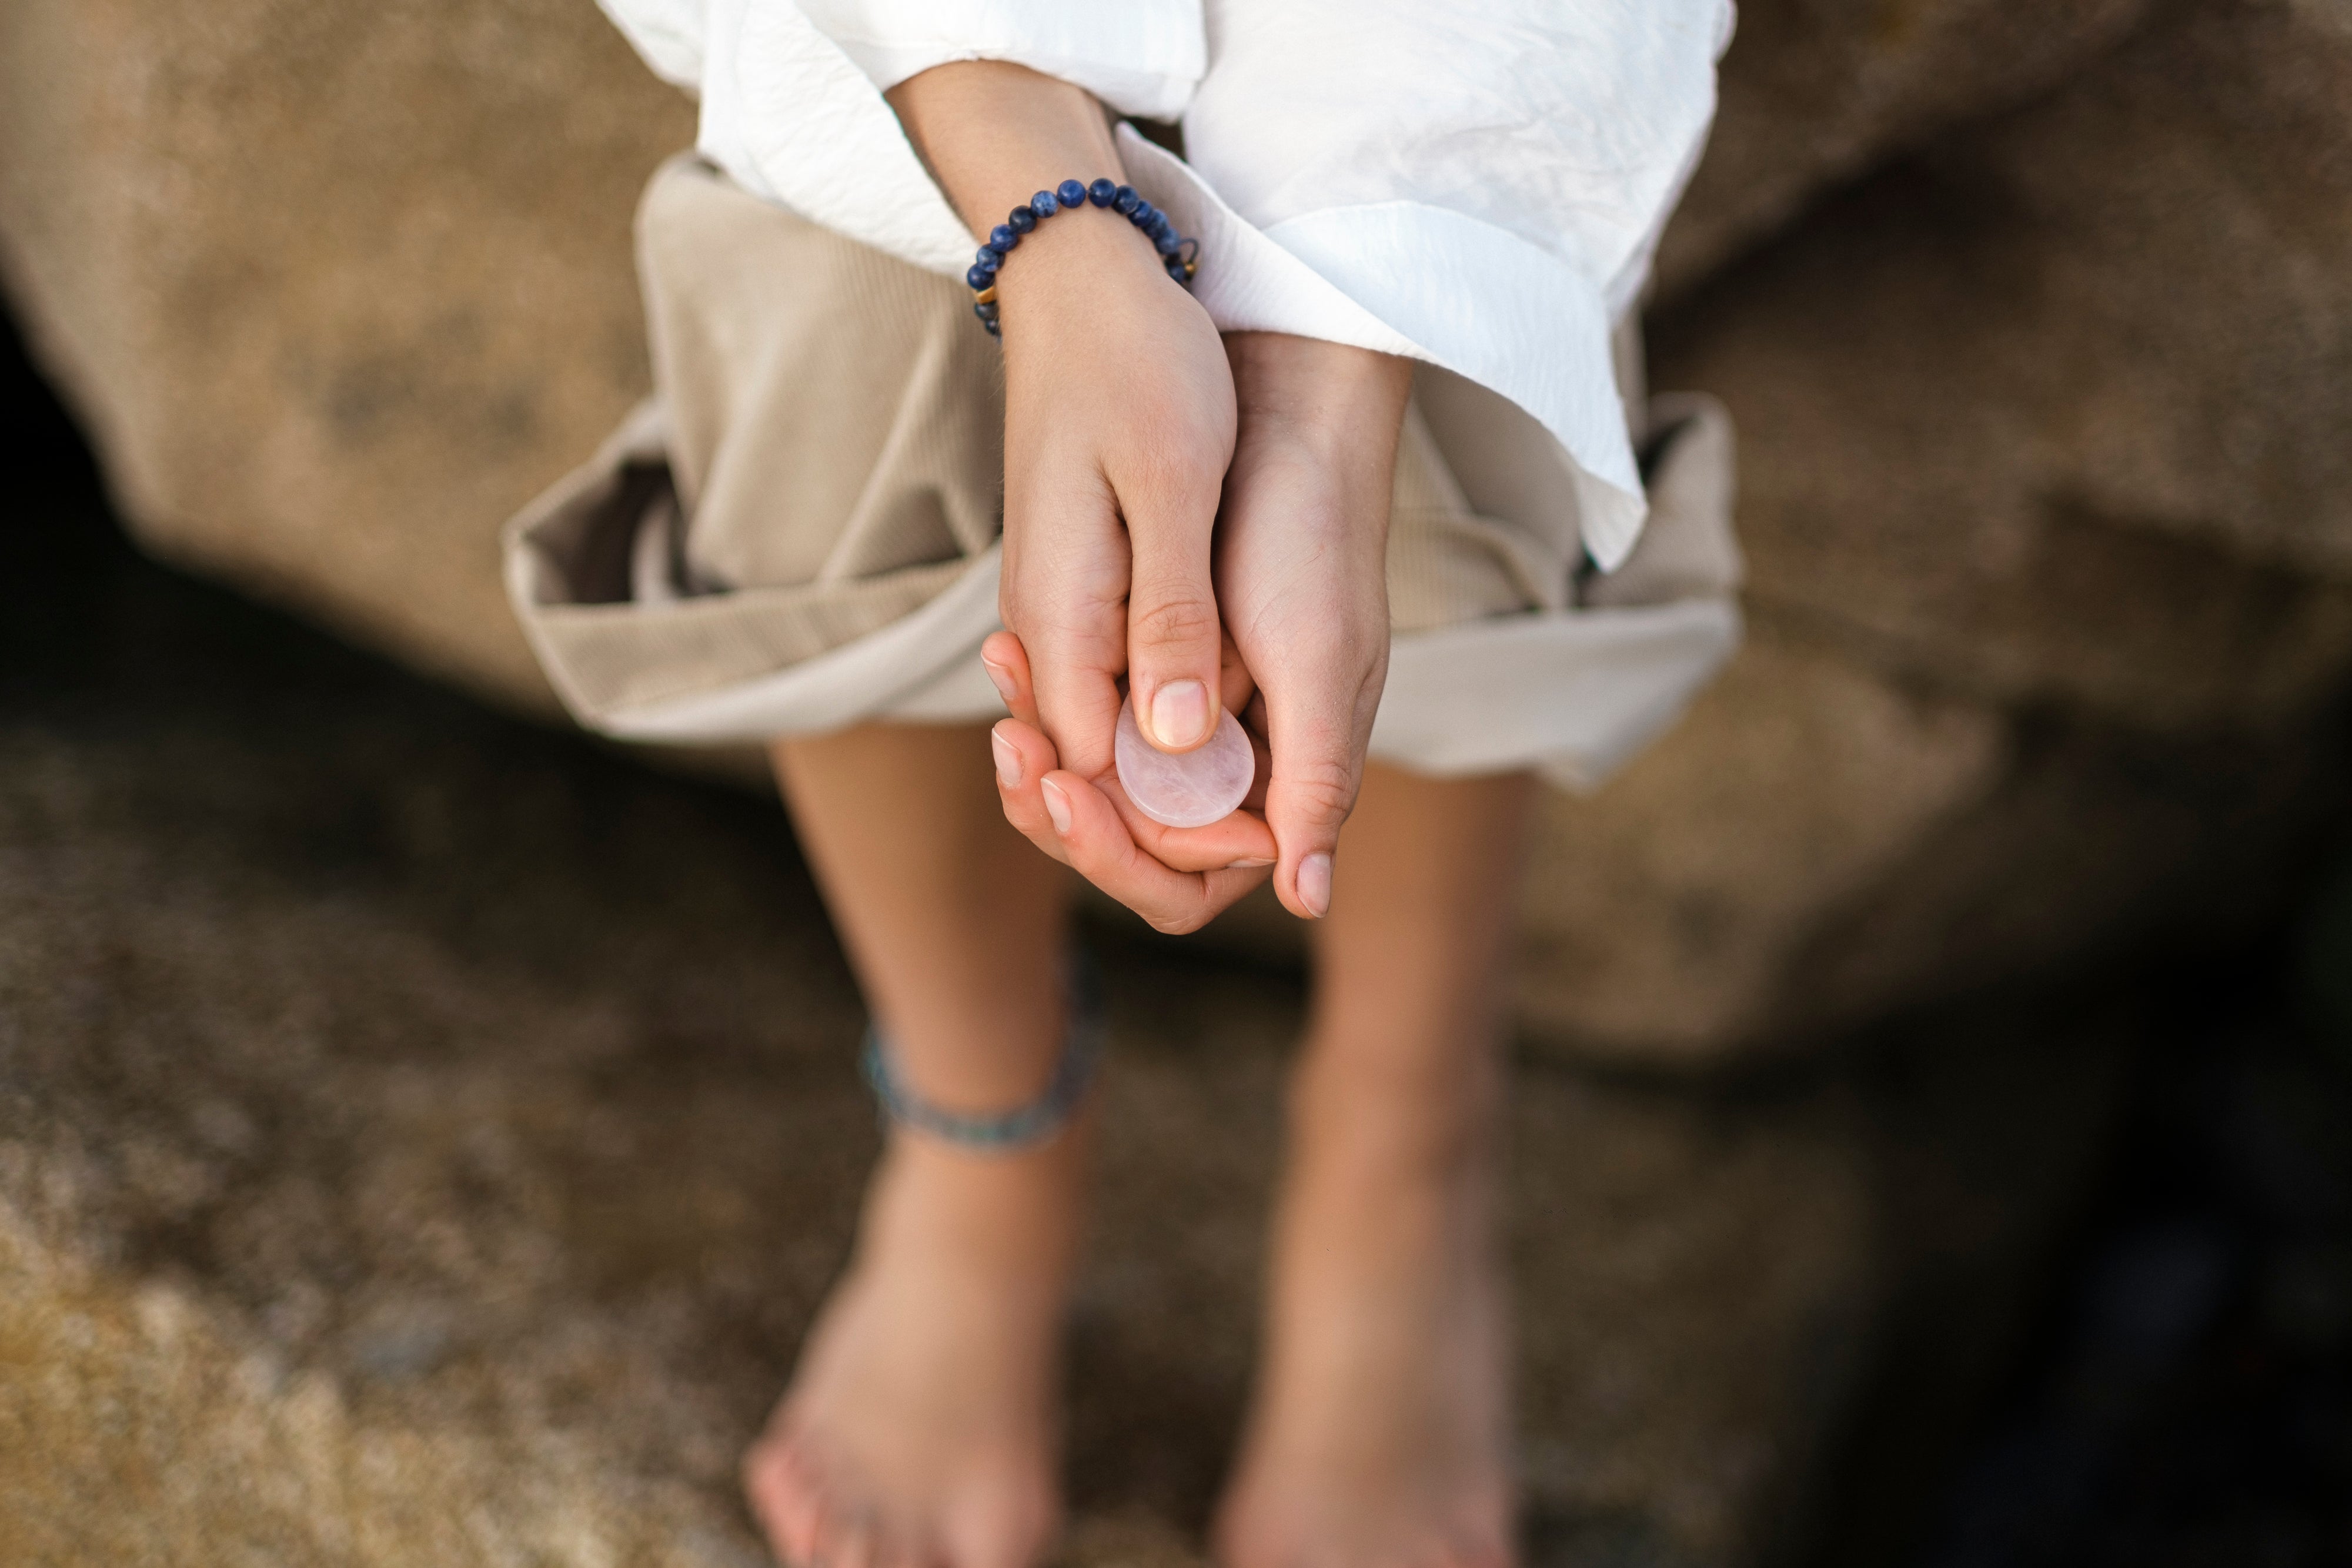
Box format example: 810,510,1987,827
1278,755,1358,825
1145,906,1208,936
1119,423,1226,513
1130,592,1221,655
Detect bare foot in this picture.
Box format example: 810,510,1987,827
1213,1049,1516,1568
743,1125,1087,1568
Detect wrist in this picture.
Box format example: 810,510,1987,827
991,205,1173,312
885,61,1121,245
1227,333,1412,452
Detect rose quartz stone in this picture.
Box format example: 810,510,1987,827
1115,697,1254,828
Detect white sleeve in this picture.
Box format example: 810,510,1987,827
594,0,1205,278
1168,0,1735,567
792,1,1202,115
593,0,1727,568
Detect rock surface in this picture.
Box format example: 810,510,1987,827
0,0,690,708
1655,0,2152,295
3,0,2350,1072
1531,0,2352,1062
0,442,2130,1565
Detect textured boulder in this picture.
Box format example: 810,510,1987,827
0,0,690,706
1656,0,2152,293
1516,0,2352,1062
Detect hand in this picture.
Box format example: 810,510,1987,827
996,215,1236,784
1212,333,1413,920
984,630,1281,934
886,62,1237,783
888,63,1274,931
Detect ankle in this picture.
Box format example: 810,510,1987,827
1285,1035,1503,1182
865,1117,1094,1273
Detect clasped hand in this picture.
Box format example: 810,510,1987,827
980,219,1409,932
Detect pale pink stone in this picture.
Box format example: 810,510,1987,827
1115,697,1254,829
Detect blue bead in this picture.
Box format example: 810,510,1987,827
1007,206,1037,234
1130,200,1156,228
1150,212,1174,237
1057,179,1088,208
1030,190,1058,218
1088,178,1117,207
974,246,1003,269
1154,229,1181,256
1167,258,1190,283
965,263,995,289
973,300,999,323
988,224,1018,252
1113,185,1140,215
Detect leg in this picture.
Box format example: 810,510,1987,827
1215,763,1535,1568
746,722,1083,1568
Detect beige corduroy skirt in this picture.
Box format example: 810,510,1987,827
505,155,1742,787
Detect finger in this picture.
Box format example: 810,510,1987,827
990,718,1073,867
1023,620,1127,781
1237,697,1274,815
1037,770,1273,934
980,630,1041,729
1000,478,1131,781
1258,651,1388,921
1218,624,1257,721
1098,775,1279,872
998,716,1277,874
1120,464,1227,754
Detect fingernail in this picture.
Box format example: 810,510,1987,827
1224,857,1274,870
981,656,1017,710
1148,680,1212,750
990,728,1021,789
1040,777,1073,836
1297,852,1332,918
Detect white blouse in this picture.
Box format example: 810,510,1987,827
593,0,1733,573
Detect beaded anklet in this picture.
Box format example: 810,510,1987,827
860,954,1106,1151
966,176,1200,338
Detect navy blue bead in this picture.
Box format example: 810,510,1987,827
1057,178,1088,208
1007,206,1037,234
974,300,999,322
1030,190,1058,218
1113,185,1140,215
1088,178,1117,207
1150,211,1174,237
965,263,995,289
1154,229,1181,256
1130,200,1156,228
988,224,1018,252
974,247,1003,270
1167,258,1190,283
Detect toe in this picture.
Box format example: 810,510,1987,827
743,1430,828,1566
817,1499,885,1568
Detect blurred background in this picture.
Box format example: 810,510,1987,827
2,0,2350,1563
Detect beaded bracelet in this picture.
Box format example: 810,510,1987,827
965,176,1200,338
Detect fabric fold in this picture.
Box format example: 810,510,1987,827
592,0,1732,574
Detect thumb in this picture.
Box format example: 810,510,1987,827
1121,472,1227,754
1258,657,1385,920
